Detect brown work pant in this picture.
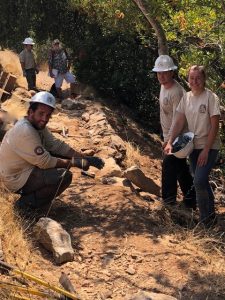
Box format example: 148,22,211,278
16,167,72,209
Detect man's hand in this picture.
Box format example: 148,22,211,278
84,156,105,169
23,70,26,77
71,156,105,171
35,68,39,74
164,142,172,155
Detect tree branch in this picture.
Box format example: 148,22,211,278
132,0,168,55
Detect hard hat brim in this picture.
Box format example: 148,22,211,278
152,66,177,72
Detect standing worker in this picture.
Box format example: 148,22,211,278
152,55,195,208
48,39,77,100
19,37,39,91
0,91,104,210
165,65,220,227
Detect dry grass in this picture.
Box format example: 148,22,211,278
124,141,142,168
0,184,35,299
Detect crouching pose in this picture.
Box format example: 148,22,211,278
0,92,104,209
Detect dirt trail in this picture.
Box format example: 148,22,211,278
1,50,225,300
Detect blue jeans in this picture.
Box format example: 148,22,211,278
189,149,219,222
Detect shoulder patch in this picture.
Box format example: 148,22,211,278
34,146,44,155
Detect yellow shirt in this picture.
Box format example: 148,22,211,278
0,118,72,192
177,88,220,149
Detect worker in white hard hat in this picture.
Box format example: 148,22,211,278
0,92,104,212
19,37,39,91
48,39,78,100
152,55,196,208
165,65,221,227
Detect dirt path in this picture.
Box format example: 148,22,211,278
1,50,225,300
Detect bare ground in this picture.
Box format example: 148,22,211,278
0,50,225,300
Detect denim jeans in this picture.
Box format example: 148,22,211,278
189,149,219,222
162,154,193,204
16,167,72,209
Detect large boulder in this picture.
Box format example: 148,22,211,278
34,217,74,264
124,166,160,196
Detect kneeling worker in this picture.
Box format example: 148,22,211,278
0,92,104,209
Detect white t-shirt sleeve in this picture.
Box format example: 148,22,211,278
208,93,220,117
176,94,186,114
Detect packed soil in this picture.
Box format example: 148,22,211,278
0,50,225,300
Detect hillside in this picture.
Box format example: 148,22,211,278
0,50,225,300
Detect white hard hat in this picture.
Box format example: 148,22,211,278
22,37,35,45
30,91,56,109
172,132,194,159
152,55,177,72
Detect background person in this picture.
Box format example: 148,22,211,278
0,92,104,210
152,55,195,208
48,39,77,100
165,65,221,226
19,37,39,91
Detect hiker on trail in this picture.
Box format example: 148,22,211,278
0,91,104,210
164,65,221,227
19,37,39,91
152,55,196,208
48,39,77,100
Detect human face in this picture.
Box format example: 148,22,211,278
188,69,205,94
26,44,33,51
28,104,53,130
157,71,174,88
53,43,60,51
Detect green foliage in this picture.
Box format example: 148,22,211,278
0,0,224,131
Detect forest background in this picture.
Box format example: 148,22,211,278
0,0,224,139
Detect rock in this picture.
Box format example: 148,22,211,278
97,157,122,178
124,166,160,196
126,266,136,275
127,291,177,300
110,135,126,159
81,112,90,122
34,217,74,264
101,177,131,188
0,238,4,261
61,99,86,110
81,149,96,156
100,290,113,299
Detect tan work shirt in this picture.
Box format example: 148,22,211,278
159,80,185,142
0,118,72,192
19,49,36,70
177,88,220,149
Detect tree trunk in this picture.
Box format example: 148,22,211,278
132,0,168,55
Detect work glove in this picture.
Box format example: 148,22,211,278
84,156,105,170
35,68,39,74
71,156,105,171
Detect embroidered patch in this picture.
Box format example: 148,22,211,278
163,97,169,105
199,104,206,113
34,146,44,155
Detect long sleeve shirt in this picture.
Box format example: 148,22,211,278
0,118,72,192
